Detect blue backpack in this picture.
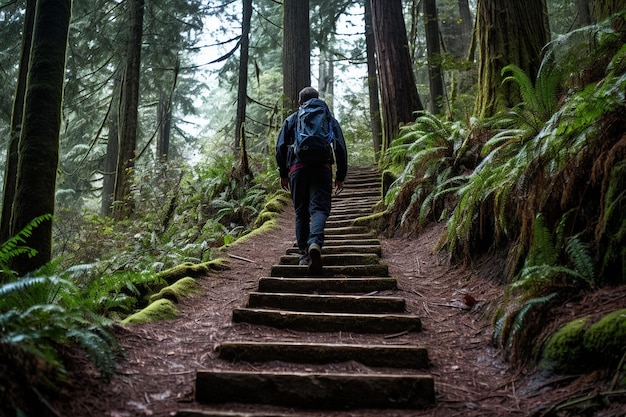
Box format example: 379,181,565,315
293,98,334,165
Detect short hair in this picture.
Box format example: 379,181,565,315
299,87,319,103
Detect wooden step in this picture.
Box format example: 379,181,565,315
286,245,382,256
232,308,422,333
195,370,435,409
324,226,370,235
279,253,380,266
324,237,381,246
270,263,388,277
246,292,406,313
217,341,430,369
257,277,398,294
325,218,355,228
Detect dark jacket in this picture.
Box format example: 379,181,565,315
275,101,348,182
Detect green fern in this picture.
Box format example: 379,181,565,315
506,292,558,355
0,275,120,377
0,214,52,279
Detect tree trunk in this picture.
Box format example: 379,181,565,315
473,0,550,118
235,0,253,178
364,0,382,161
101,73,121,217
113,0,144,220
10,0,71,275
576,0,592,26
1,0,35,245
424,0,446,115
157,90,172,161
371,0,424,151
458,0,473,57
591,0,626,21
282,0,311,116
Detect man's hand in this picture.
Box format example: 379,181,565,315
334,180,344,195
280,177,290,191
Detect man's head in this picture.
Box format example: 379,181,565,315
298,87,319,105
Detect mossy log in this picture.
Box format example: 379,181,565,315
148,277,201,304
121,299,178,325
156,258,229,285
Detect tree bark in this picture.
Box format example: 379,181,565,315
423,0,446,115
157,91,172,161
591,0,626,21
113,0,144,220
458,0,473,57
364,0,382,161
371,0,423,151
101,72,121,217
10,0,71,275
473,0,550,118
1,0,35,245
235,0,253,178
576,0,592,26
282,0,311,116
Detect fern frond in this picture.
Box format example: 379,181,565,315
565,235,595,286
506,292,558,352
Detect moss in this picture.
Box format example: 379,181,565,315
253,210,277,229
121,299,178,325
382,169,397,197
353,212,385,230
540,317,590,373
583,308,626,367
221,219,278,250
263,192,291,213
156,258,229,284
148,277,201,304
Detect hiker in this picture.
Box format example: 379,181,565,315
276,86,348,274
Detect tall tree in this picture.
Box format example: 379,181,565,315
423,0,446,114
113,0,144,219
591,0,626,21
10,0,71,275
234,0,253,177
282,0,311,115
101,75,120,217
371,0,423,151
458,0,473,57
473,0,550,118
577,0,592,26
364,0,382,160
1,0,35,245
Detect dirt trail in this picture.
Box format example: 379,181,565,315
54,190,625,417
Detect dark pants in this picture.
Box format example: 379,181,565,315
289,166,332,254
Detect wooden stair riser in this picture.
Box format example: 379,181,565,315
286,245,382,256
279,253,380,266
195,370,435,410
246,292,406,313
257,277,398,294
232,308,422,333
270,263,388,277
217,341,430,369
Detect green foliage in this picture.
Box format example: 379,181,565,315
442,15,626,273
1,214,52,280
381,111,474,234
0,273,121,379
493,214,597,362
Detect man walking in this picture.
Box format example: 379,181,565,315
276,87,348,274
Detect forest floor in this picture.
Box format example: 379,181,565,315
52,208,626,417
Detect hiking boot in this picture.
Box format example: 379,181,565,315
298,254,310,266
308,243,322,275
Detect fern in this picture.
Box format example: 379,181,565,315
506,292,558,355
0,275,120,377
0,214,52,279
565,235,595,286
